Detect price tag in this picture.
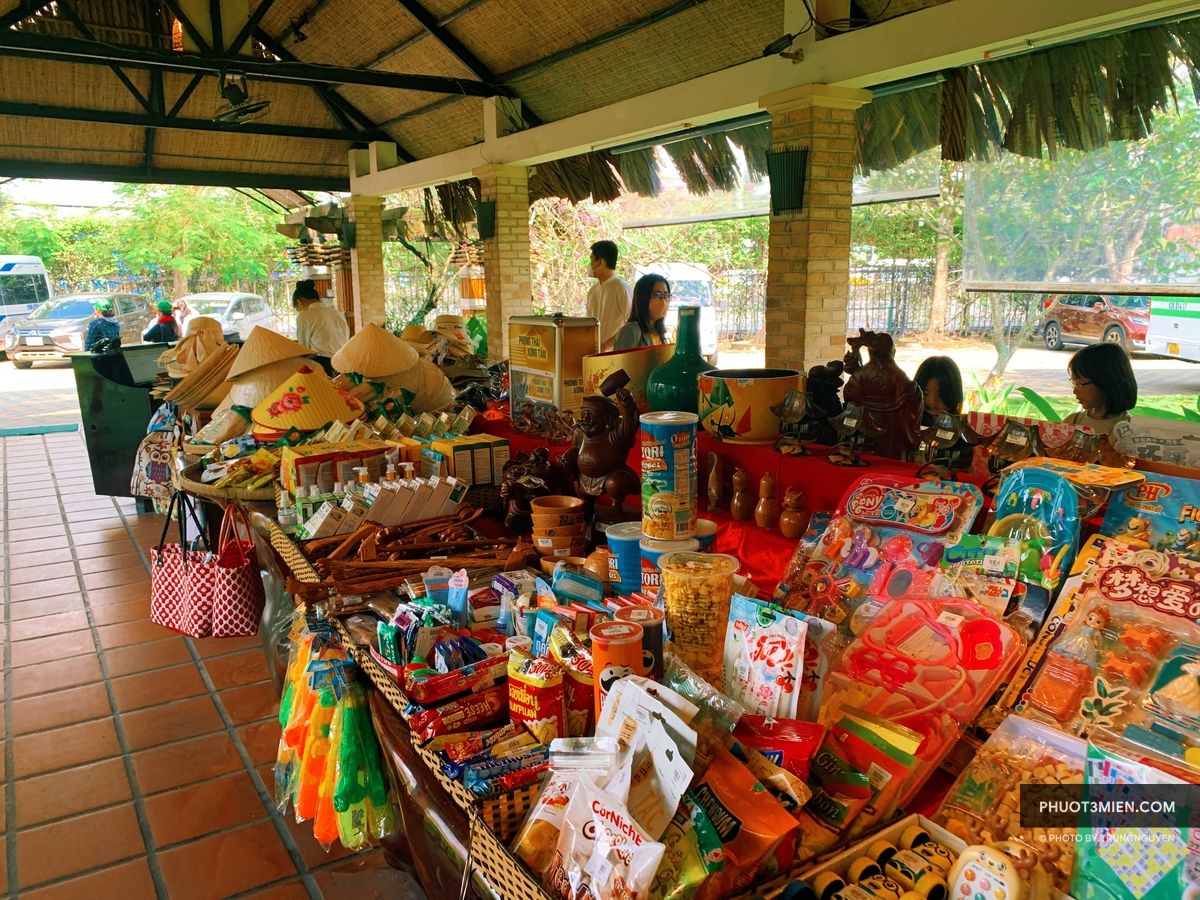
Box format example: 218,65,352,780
936,611,965,628
936,429,955,441
983,555,1005,574
844,417,858,428
893,496,917,515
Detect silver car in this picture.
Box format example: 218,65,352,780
5,293,153,368
178,292,278,340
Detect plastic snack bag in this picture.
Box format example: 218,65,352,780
649,795,725,900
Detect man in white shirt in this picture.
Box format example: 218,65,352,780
292,280,350,373
584,240,632,351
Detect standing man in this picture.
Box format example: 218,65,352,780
585,240,632,352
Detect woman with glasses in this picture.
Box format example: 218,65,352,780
613,273,671,350
1063,342,1138,436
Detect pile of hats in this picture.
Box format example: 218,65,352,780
332,322,456,414
225,327,314,409
159,317,226,379
530,495,586,559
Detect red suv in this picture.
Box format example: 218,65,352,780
1041,294,1149,352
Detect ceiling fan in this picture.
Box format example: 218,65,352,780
212,72,271,124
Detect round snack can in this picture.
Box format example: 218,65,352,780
604,521,644,593
615,606,665,680
590,619,645,720
640,537,700,596
639,411,698,540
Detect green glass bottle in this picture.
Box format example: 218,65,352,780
646,305,716,414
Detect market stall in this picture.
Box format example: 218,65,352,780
135,317,1200,900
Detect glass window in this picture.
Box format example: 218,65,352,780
0,274,50,310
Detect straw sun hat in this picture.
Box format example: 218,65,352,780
331,322,419,378
251,364,365,437
226,326,313,381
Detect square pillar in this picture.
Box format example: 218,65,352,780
347,194,386,332
760,84,871,371
474,164,532,361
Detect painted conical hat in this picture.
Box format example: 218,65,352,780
331,322,418,378
226,326,312,380
251,364,365,432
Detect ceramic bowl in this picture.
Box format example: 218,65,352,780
534,521,586,538
530,495,584,514
697,368,804,444
531,510,585,529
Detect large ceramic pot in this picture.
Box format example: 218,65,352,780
697,368,804,444
583,344,673,413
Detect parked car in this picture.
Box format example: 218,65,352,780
4,292,152,368
1041,293,1149,352
633,263,718,360
178,292,278,340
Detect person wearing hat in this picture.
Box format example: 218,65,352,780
84,299,121,351
293,280,350,374
143,300,181,344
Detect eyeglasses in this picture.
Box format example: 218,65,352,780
1070,376,1093,387
651,290,671,299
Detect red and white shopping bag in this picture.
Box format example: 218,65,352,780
210,504,264,638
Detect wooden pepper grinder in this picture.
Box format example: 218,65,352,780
707,451,724,510
730,467,755,521
778,487,809,539
755,472,779,530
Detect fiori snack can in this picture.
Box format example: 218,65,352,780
640,411,698,540
590,619,645,720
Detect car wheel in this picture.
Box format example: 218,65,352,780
12,357,32,369
1043,321,1064,351
1103,325,1127,349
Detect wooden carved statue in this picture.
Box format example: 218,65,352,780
730,467,755,521
841,329,923,460
562,388,640,517
779,487,808,539
499,447,572,532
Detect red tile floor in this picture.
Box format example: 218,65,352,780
2,432,426,898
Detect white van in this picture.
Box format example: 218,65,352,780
0,256,52,322
1147,295,1200,362
632,262,718,360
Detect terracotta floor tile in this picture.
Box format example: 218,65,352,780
104,636,192,676
82,568,149,591
286,814,357,869
144,771,269,847
8,610,90,641
131,731,246,794
193,634,266,658
77,551,147,575
13,717,121,777
87,583,151,607
97,619,169,649
6,535,70,554
73,540,136,560
205,649,273,690
239,720,283,766
9,576,83,603
9,593,86,620
11,681,112,734
7,546,74,568
111,663,206,712
11,654,103,698
10,629,95,668
91,598,150,626
14,757,132,827
240,879,311,899
219,680,280,726
158,820,296,900
313,851,418,899
20,857,156,900
120,694,222,750
16,803,145,888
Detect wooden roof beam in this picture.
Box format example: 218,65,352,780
0,158,348,190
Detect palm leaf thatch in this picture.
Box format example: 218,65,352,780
856,16,1200,173
613,150,661,196
529,150,623,204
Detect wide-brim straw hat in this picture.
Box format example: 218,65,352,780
331,322,419,378
226,326,312,380
251,364,365,431
164,344,239,408
228,358,308,409
162,320,227,379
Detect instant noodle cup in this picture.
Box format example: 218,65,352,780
604,521,643,593
661,552,738,685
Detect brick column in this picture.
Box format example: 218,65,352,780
474,164,532,360
760,84,871,371
347,194,386,333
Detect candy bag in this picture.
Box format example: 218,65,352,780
731,715,824,780
548,623,595,737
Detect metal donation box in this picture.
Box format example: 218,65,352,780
507,315,598,413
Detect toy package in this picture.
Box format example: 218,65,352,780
817,597,1025,808
1102,471,1200,561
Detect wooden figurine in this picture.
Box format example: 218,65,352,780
779,487,808,539
755,471,779,530
730,467,755,521
707,451,724,510
562,387,640,519
842,329,923,460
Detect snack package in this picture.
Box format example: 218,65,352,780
648,795,725,900
546,782,665,900
508,655,567,744
824,709,918,838
662,654,745,772
410,682,508,743
688,747,799,897
548,623,596,738
512,737,618,876
729,741,812,818
723,593,808,720
731,715,825,780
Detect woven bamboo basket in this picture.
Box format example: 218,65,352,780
259,517,323,584
177,462,277,503
466,810,554,900
466,483,503,513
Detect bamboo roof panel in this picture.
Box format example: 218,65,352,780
0,58,151,111
259,0,426,72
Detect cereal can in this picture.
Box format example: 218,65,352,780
639,411,698,540
615,606,665,680
640,536,699,596
590,619,645,719
660,551,738,685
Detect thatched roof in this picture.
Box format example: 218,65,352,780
0,0,783,191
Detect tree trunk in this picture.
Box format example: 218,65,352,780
172,266,188,299
922,162,959,340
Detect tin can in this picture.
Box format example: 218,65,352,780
639,411,698,540
615,606,665,680
640,537,699,596
590,619,645,719
604,521,643,593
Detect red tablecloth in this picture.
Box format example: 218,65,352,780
474,416,988,595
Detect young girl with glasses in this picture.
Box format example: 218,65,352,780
1064,342,1138,436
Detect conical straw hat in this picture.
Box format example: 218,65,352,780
251,364,365,432
164,344,238,406
331,322,418,377
226,326,312,380
228,358,307,408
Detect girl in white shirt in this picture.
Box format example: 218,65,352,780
1063,342,1138,436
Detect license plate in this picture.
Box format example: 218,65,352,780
25,336,43,346
1169,342,1181,355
